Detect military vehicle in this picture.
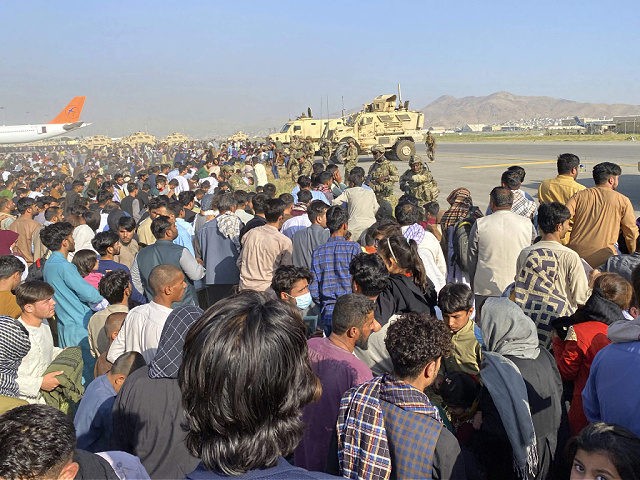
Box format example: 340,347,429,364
268,109,345,151
227,131,249,143
325,93,424,162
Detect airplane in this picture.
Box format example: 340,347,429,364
0,96,91,144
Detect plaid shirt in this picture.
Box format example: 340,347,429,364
310,236,361,328
337,375,442,480
512,189,537,219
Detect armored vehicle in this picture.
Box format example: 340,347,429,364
326,94,424,162
268,110,345,151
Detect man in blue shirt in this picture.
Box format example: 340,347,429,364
310,206,361,335
41,222,108,384
74,351,145,452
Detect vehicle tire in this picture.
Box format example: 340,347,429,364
393,139,415,162
330,142,348,164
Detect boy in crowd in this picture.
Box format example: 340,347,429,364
0,254,25,318
95,312,128,377
74,351,145,452
437,283,482,377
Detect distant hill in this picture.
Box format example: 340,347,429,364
420,91,640,127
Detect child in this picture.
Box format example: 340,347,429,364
94,311,127,377
568,422,640,480
440,372,481,447
437,283,482,377
74,351,146,453
15,281,64,404
72,249,102,289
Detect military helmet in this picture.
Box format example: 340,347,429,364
370,145,384,154
221,165,233,173
409,155,423,166
295,151,306,160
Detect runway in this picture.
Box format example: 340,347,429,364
351,141,640,215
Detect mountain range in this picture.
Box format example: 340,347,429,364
420,91,640,128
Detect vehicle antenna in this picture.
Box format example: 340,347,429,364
341,96,345,119
397,83,402,109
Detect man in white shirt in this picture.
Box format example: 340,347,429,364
15,281,64,404
107,264,186,364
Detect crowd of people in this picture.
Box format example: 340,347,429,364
0,140,640,480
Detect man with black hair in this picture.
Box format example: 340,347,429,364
41,222,107,383
239,192,268,241
282,189,313,239
64,179,85,216
0,404,122,480
349,252,390,300
332,169,379,242
468,187,534,310
120,183,141,222
179,291,326,479
310,206,362,334
515,202,590,347
9,196,41,265
168,199,196,256
15,281,64,404
501,169,536,219
295,294,378,472
137,196,170,247
0,254,25,318
292,199,330,269
326,163,347,197
292,175,330,205
233,189,253,225
539,153,586,204
239,198,293,292
198,192,242,307
567,161,638,267
271,265,313,311
74,351,146,453
114,216,139,269
87,270,131,359
131,215,204,307
178,190,197,224
336,312,465,479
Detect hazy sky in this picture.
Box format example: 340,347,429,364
1,0,638,137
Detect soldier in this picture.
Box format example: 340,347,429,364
319,139,333,165
344,139,359,175
399,155,440,203
303,136,315,162
289,135,302,163
289,152,314,183
425,131,436,162
367,145,398,203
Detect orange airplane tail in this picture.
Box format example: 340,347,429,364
49,96,86,124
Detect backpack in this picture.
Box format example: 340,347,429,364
450,207,481,273
26,257,46,282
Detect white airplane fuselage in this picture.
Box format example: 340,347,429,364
0,122,90,144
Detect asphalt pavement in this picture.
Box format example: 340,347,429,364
348,141,640,215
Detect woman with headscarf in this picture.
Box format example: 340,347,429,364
0,315,31,414
475,298,562,480
440,188,483,284
111,305,203,479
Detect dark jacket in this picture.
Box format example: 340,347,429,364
375,274,437,325
111,366,199,479
74,449,119,480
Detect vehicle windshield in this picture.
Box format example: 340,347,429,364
344,113,357,127
279,123,291,133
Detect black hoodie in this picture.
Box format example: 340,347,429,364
375,273,437,325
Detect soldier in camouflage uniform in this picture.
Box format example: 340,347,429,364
367,145,398,202
344,139,359,176
223,165,249,191
399,155,439,203
289,136,303,163
424,131,436,162
303,136,315,161
289,152,314,183
319,139,332,165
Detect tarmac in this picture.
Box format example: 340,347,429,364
350,141,640,215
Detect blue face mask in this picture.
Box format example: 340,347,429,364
293,291,313,310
